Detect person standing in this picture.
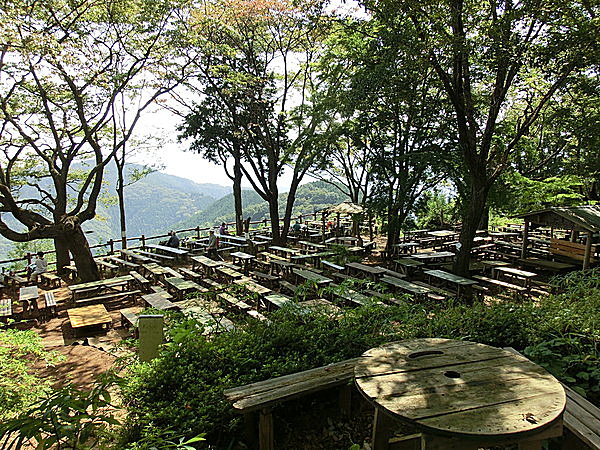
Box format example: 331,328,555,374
166,230,180,248
29,251,48,283
207,230,219,259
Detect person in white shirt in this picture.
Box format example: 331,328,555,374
29,251,48,282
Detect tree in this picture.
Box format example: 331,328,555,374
183,0,331,243
314,18,450,250
0,0,188,280
367,0,598,275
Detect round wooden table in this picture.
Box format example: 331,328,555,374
355,338,566,450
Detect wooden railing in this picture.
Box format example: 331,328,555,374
0,210,335,272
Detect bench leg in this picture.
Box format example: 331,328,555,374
339,383,352,416
372,408,396,450
258,408,274,450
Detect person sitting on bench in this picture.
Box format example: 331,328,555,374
166,230,180,248
207,230,220,260
29,251,48,282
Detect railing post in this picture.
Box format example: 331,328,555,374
26,252,32,265
196,226,200,239
141,234,146,248
109,239,114,255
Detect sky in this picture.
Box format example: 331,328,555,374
129,0,368,191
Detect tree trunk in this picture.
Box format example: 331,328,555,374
386,206,401,255
117,181,127,249
66,225,100,282
233,160,244,236
269,197,282,245
453,182,489,277
281,181,301,243
54,236,71,275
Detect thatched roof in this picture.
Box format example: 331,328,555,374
327,201,364,215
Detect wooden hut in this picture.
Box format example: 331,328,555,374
516,205,600,269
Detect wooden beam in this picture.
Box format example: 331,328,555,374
521,221,529,259
583,231,593,270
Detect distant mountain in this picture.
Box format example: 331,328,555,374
174,181,348,230
0,163,231,258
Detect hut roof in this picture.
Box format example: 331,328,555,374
516,205,600,232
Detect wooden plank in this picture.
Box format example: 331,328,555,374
68,304,112,328
224,358,361,411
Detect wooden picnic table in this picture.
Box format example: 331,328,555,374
393,242,419,254
216,266,244,282
120,249,158,263
518,257,575,272
164,277,203,300
141,292,178,311
191,255,223,275
140,263,171,283
493,266,538,288
269,246,300,259
479,259,512,274
427,230,457,238
69,275,133,301
424,269,477,297
269,259,295,276
293,268,333,286
230,251,256,273
234,278,271,296
355,338,565,450
411,251,455,264
264,293,293,311
346,262,387,281
68,304,112,332
19,285,39,310
394,258,425,274
298,240,327,252
381,275,430,298
145,243,189,258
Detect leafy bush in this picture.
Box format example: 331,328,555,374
119,272,599,447
0,329,64,422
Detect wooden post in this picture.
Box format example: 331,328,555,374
520,221,529,259
141,234,146,248
258,408,274,450
109,239,114,255
570,229,577,242
372,408,396,450
583,231,593,270
196,226,200,239
369,213,374,241
322,212,326,240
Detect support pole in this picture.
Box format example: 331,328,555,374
583,231,593,270
520,221,529,259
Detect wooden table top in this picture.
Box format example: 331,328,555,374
424,269,478,286
395,258,424,267
234,278,271,295
293,268,333,285
355,338,565,439
230,251,255,260
19,285,39,302
145,243,189,255
164,277,202,292
68,304,112,329
69,275,132,292
141,292,178,310
191,255,222,268
346,262,387,275
495,266,538,278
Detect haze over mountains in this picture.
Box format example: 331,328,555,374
0,164,346,259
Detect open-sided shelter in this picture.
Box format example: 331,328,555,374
516,205,600,269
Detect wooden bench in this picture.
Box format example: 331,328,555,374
321,260,344,272
550,238,597,263
178,267,203,282
150,285,172,299
224,358,360,450
40,272,61,289
120,307,139,329
129,271,151,293
107,256,139,270
96,259,119,275
364,289,404,306
411,281,447,301
75,290,140,307
472,275,527,294
250,271,279,287
134,250,175,263
44,292,57,316
505,347,600,450
279,280,298,296
218,293,252,312
247,309,269,322
0,297,12,317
